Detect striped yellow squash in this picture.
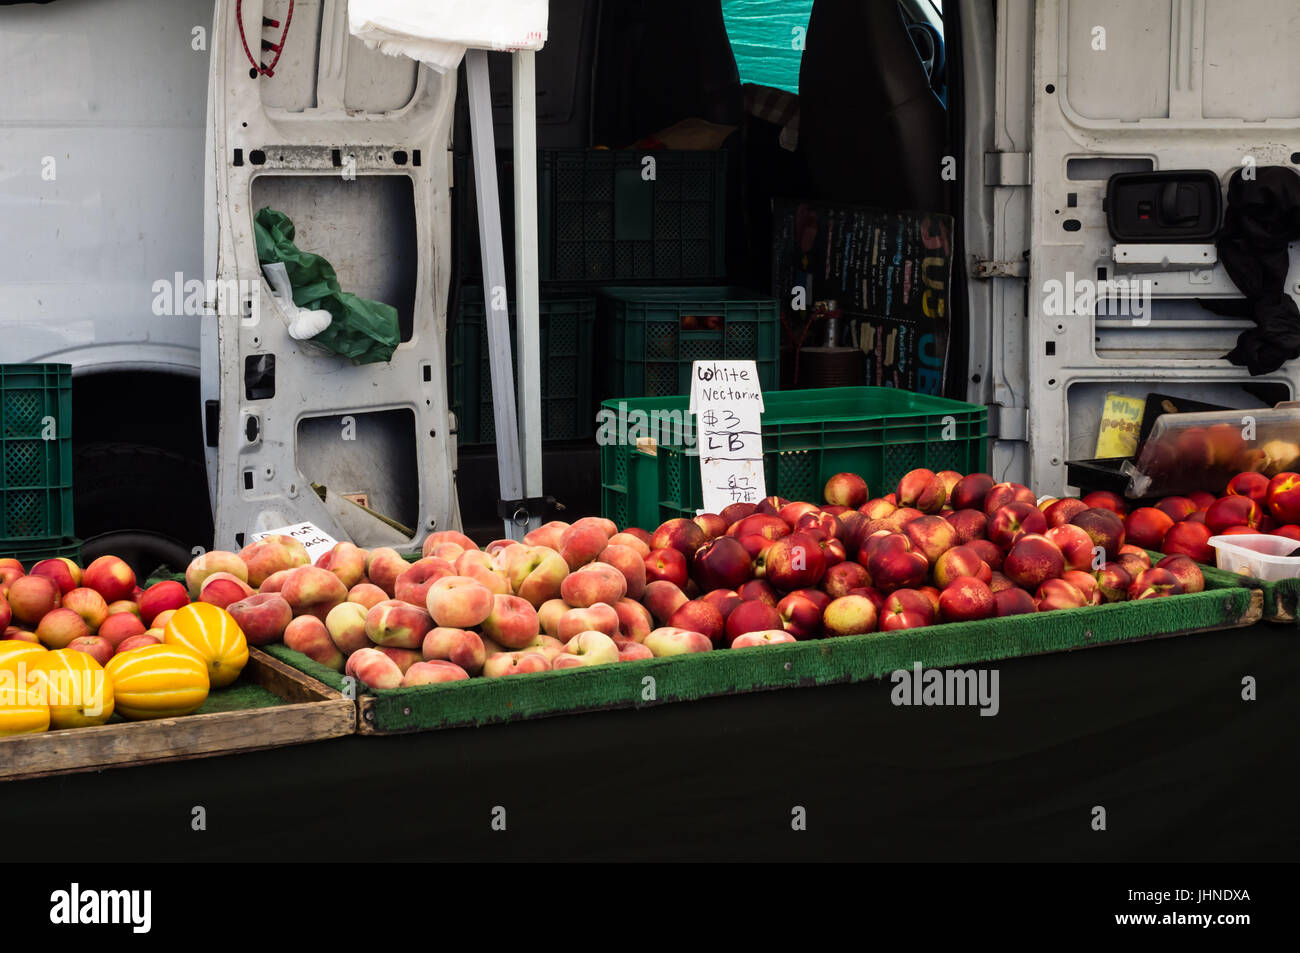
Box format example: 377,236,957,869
105,643,210,720
0,679,49,735
163,602,248,688
32,648,114,729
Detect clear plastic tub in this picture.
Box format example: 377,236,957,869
1207,534,1300,581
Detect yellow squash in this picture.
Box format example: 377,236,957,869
163,602,249,688
105,643,210,720
32,648,114,729
0,640,47,673
0,679,49,735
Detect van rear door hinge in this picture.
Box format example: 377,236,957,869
989,405,1029,441
984,151,1031,186
972,254,1028,279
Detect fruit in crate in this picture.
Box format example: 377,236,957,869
106,643,210,720
162,602,249,688
31,648,114,728
0,681,49,736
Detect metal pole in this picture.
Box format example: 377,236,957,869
513,50,543,534
465,50,526,539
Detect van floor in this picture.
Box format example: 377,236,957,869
455,443,601,544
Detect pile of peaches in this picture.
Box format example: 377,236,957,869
148,467,1222,693
1075,469,1300,565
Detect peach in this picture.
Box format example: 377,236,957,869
524,633,567,662
1002,534,1065,589
612,598,653,643
426,576,494,629
822,594,879,636
728,513,790,542
502,546,569,607
259,569,293,593
559,562,628,608
1162,521,1214,563
824,472,869,508
1082,490,1128,516
1266,472,1300,524
719,502,757,527
35,608,90,649
775,590,824,640
482,650,552,678
485,539,518,556
421,626,487,674
1128,567,1184,600
1205,495,1264,534
315,541,367,589
879,588,935,630
1226,471,1270,503
644,547,689,588
643,580,689,624
374,646,423,673
0,558,24,587
932,545,989,588
522,520,569,551
480,593,540,649
7,573,60,625
115,633,161,654
151,609,178,630
238,535,310,588
608,532,651,558
402,660,469,686
559,522,610,570
421,531,478,558
693,512,727,541
988,502,1048,549
896,468,947,513
61,587,109,632
1045,524,1098,572
666,599,725,645
347,647,403,689
198,572,255,611
30,557,81,595
138,580,189,627
736,578,780,606
428,542,466,563
723,600,783,647
643,627,713,657
983,482,1038,517
757,531,826,591
284,615,344,670
994,588,1037,617
950,473,994,511
394,557,455,606
364,547,411,596
323,600,372,655
903,515,960,564
1155,496,1198,524
618,641,655,661
347,582,388,610
454,550,510,595
277,566,345,621
1092,562,1133,603
1044,497,1090,529
1034,578,1088,611
184,550,248,598
365,599,434,650
944,508,988,545
96,612,147,649
560,630,620,667
1154,554,1205,594
558,602,619,642
1068,508,1126,560
865,534,928,591
649,518,707,558
596,544,648,600
226,592,293,647
537,598,569,639
938,576,995,622
1062,570,1103,605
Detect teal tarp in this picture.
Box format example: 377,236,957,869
721,0,814,93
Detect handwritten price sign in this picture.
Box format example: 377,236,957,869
250,521,338,563
689,361,766,514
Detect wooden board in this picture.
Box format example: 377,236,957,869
0,647,355,782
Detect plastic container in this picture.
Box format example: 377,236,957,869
600,386,988,529
0,536,82,566
1,364,74,542
600,286,780,399
1122,405,1300,498
540,150,728,283
1207,534,1300,582
449,288,597,445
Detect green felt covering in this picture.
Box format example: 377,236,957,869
266,580,1254,735
195,682,285,714
263,643,347,692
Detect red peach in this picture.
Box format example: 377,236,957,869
723,600,783,647
1205,495,1263,534
667,599,725,645
903,515,960,564
983,482,1037,517
402,660,470,686
644,547,689,588
950,473,995,511
315,541,368,589
228,592,293,646
1082,490,1128,516
1044,497,1090,529
643,580,689,625
596,544,647,601
1003,532,1070,590
365,599,435,650
480,594,540,649
557,603,619,642
425,576,493,629
821,594,879,636
522,520,569,551
421,531,478,557
1045,524,1099,572
824,472,869,508
284,615,344,670
421,627,487,674
1069,507,1126,560
692,513,727,542
364,547,411,596
988,502,1048,549
896,468,947,513
347,647,404,689
701,588,743,621
1128,567,1184,600
1034,578,1088,611
394,557,456,607
198,572,255,611
1154,555,1205,594
347,582,389,610
736,578,779,606
323,600,371,655
938,576,995,622
994,588,1037,617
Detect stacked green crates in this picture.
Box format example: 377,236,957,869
0,364,78,563
600,387,989,529
450,288,598,446
598,286,781,399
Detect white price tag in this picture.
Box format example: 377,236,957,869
251,521,338,563
689,361,767,514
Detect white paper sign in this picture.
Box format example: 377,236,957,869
251,521,338,564
689,361,767,514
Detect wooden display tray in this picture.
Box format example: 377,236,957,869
0,647,355,782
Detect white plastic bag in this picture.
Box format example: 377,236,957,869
348,0,548,73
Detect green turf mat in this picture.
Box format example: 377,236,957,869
262,643,347,692
195,682,285,714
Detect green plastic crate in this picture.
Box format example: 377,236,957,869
449,288,597,446
0,364,74,542
599,286,780,399
540,150,728,283
1,536,82,566
600,387,988,529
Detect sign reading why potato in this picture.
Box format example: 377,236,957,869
689,361,767,514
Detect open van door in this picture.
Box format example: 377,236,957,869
202,0,461,551
973,0,1300,494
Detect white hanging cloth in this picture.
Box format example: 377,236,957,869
348,0,549,72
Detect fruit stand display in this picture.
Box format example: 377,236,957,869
0,554,353,780
208,468,1263,735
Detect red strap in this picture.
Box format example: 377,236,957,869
237,0,295,77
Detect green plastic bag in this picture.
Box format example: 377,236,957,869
253,207,400,365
